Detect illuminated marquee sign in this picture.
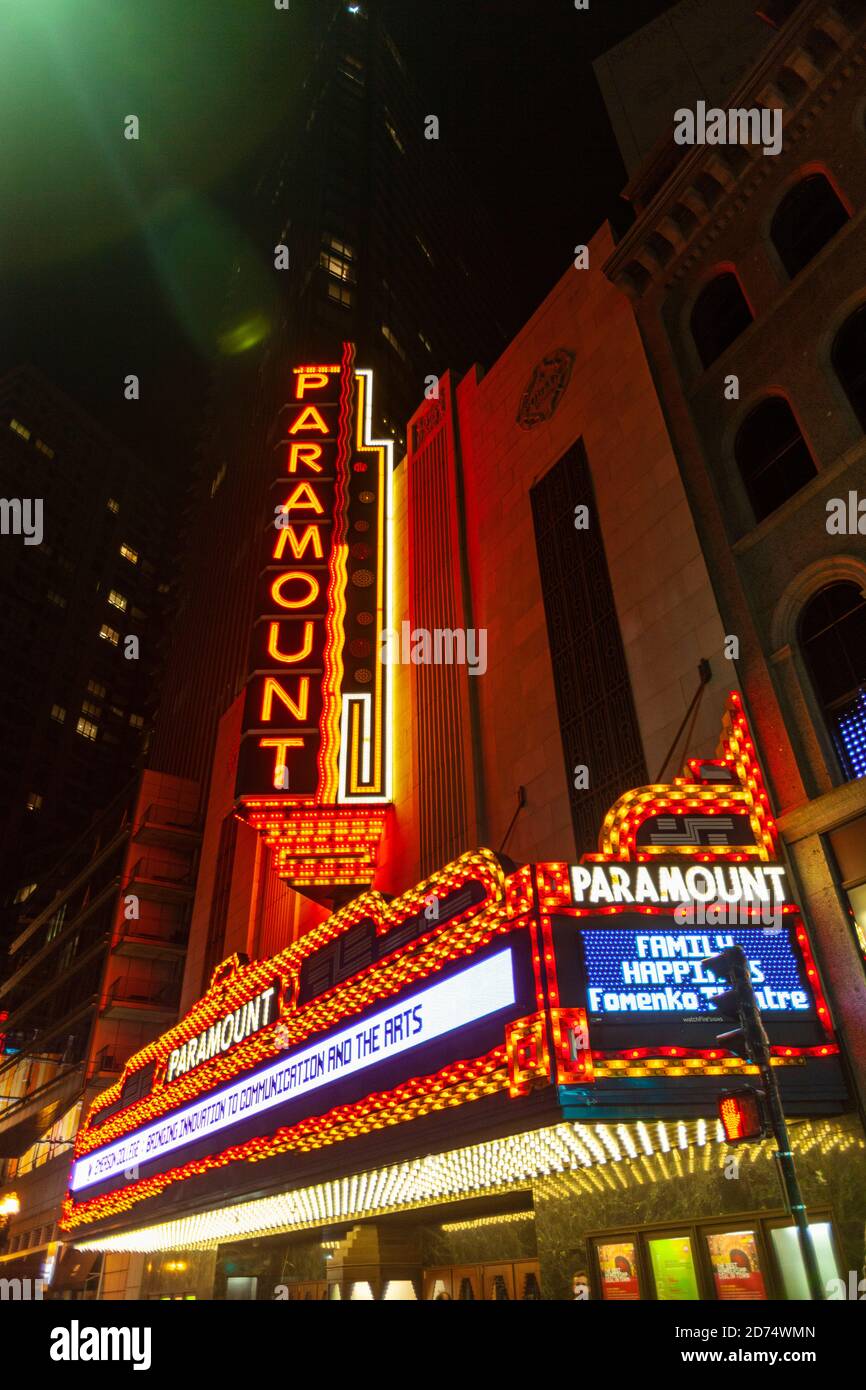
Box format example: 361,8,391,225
61,699,842,1239
545,692,832,1061
569,862,789,910
70,949,516,1195
235,345,393,889
166,984,278,1084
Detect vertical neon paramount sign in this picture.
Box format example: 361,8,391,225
235,344,393,889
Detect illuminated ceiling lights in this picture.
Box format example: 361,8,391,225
73,1115,760,1254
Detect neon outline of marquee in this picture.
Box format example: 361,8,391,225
61,698,837,1233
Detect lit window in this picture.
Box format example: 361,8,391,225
129,713,145,729
99,624,120,646
324,234,355,260
87,679,107,698
107,498,120,515
415,234,434,266
81,699,101,719
800,583,866,781
13,882,37,904
338,54,365,85
119,543,139,564
385,32,405,72
46,590,67,609
210,463,226,498
50,704,66,724
76,717,99,742
35,439,54,458
328,281,354,309
26,791,43,812
385,120,405,154
9,418,30,440
108,590,128,612
418,330,433,353
320,250,356,283
381,324,407,363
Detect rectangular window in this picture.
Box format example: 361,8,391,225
50,704,66,723
119,543,139,564
35,439,54,458
76,717,98,741
9,418,30,440
530,442,647,855
415,233,434,266
108,590,128,612
828,814,866,970
320,251,356,283
25,791,43,812
46,590,67,609
381,324,407,363
107,498,120,514
81,699,101,719
324,233,355,261
129,713,145,729
99,624,120,646
87,679,107,698
769,1222,840,1300
385,120,405,154
327,281,354,309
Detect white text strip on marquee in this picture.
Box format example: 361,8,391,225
70,948,516,1194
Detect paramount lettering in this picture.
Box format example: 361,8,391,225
166,986,276,1083
570,862,788,907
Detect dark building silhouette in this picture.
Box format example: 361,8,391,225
0,367,174,929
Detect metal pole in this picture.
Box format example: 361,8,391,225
758,1054,824,1301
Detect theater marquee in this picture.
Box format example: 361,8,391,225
235,345,393,889
61,696,843,1241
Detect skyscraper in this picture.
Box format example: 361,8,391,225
150,0,503,794
0,367,174,929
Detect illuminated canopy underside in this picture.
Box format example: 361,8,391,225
71,1116,858,1254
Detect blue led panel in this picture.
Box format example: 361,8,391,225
581,927,811,1018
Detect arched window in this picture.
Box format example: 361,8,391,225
690,273,753,368
832,304,866,431
800,582,866,780
735,397,817,522
770,174,849,278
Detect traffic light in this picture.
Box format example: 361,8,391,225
701,945,770,1066
718,1087,766,1143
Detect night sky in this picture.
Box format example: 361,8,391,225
1,0,677,473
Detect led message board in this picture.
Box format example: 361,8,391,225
542,693,835,1065
70,949,516,1195
234,345,393,889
